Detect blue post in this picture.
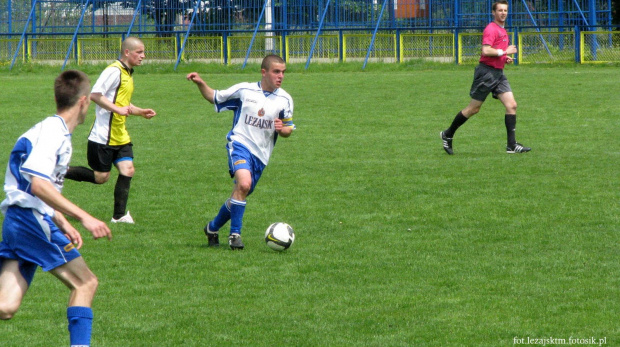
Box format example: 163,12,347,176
223,31,229,64
126,0,143,37
574,25,580,63
559,0,564,50
31,0,36,34
362,0,388,70
588,0,598,60
10,0,38,70
572,0,590,25
521,0,552,57
453,0,459,27
174,0,200,71
454,28,459,65
62,0,91,71
305,0,331,70
513,26,519,65
242,0,268,69
7,0,11,35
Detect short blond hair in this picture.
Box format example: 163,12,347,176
121,36,144,53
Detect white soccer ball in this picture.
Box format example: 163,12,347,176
265,222,295,251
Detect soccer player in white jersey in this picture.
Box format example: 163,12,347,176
0,70,111,346
187,54,294,250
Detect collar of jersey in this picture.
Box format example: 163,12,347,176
258,81,278,96
117,59,134,75
53,114,69,133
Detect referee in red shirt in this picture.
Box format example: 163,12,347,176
441,0,531,154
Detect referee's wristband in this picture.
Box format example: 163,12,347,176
497,49,505,57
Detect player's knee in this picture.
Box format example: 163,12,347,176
237,181,252,195
0,303,19,320
84,275,99,294
94,172,110,184
465,107,480,117
510,101,518,113
123,167,135,177
75,274,99,297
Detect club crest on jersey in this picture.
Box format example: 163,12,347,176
258,108,265,117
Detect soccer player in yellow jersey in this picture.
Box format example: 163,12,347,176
65,37,156,224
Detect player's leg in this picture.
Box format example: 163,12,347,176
0,259,31,320
66,141,111,184
50,257,98,347
441,64,490,154
497,91,530,153
205,199,230,247
445,98,484,137
228,169,251,250
111,145,135,223
0,208,39,320
441,99,484,155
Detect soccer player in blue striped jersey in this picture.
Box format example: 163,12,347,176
187,55,294,250
0,70,111,346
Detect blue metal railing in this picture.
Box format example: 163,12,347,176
1,0,612,36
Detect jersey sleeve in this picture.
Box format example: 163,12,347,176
91,66,121,95
20,127,62,182
213,83,244,112
279,96,295,129
481,25,496,46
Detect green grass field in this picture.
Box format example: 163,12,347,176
0,63,618,346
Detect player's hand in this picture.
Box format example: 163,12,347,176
117,105,132,116
506,45,517,55
81,216,112,241
63,225,84,250
506,56,514,64
186,72,204,84
274,118,283,132
142,109,157,119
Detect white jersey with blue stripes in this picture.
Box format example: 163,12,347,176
214,82,294,165
1,115,72,216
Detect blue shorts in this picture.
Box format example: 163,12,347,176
0,206,81,285
226,141,266,195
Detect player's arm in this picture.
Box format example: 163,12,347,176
274,118,293,138
52,212,84,249
186,72,215,104
30,176,111,240
91,92,131,116
129,104,156,119
481,44,517,57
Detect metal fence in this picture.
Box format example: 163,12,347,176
1,1,612,35
0,1,617,68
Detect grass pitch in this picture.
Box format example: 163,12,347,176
0,63,618,346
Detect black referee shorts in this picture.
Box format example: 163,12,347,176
469,63,512,102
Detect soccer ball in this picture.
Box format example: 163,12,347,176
265,222,295,251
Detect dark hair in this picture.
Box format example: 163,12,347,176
493,0,509,11
54,70,90,112
261,54,285,71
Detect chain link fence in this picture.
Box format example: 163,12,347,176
581,31,620,64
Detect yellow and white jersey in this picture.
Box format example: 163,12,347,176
88,60,134,146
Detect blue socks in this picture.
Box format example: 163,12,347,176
229,199,247,235
67,306,93,347
210,199,247,235
210,199,232,231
